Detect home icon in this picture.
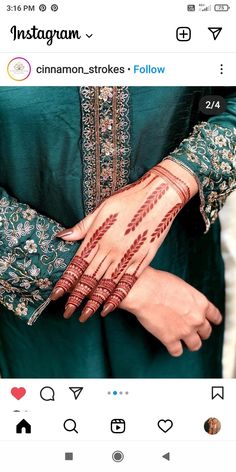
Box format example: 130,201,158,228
16,419,31,434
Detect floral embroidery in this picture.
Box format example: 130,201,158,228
80,86,131,214
0,190,78,324
166,122,236,231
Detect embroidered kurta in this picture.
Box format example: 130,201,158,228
0,86,235,378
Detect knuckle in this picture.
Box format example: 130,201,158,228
76,220,86,232
182,325,192,337
163,333,176,345
197,296,209,312
195,312,205,326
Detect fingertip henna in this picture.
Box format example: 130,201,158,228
53,256,88,293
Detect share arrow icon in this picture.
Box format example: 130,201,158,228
208,27,222,40
69,387,83,399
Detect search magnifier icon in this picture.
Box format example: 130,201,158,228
63,418,78,434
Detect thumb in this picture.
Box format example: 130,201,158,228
56,209,99,241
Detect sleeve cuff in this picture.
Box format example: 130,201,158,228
0,190,79,325
165,122,236,232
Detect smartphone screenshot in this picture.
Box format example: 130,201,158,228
0,1,235,470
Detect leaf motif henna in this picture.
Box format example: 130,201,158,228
81,213,118,258
112,230,148,280
152,165,190,204
150,203,182,243
124,183,169,235
112,169,158,197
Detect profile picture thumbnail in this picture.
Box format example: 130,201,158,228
204,417,221,435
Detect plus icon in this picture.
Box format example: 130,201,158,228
176,27,191,41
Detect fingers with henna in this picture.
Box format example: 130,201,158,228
101,273,138,317
50,213,118,301
63,253,109,318
80,230,148,322
79,278,117,323
50,256,89,300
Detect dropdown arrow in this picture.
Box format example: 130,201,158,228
86,34,93,38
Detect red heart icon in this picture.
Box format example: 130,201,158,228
11,387,26,400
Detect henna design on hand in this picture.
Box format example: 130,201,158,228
80,230,148,321
51,213,118,300
65,274,98,310
150,203,182,243
112,230,148,280
80,213,118,258
112,171,153,196
79,278,117,322
102,273,138,316
124,183,168,235
152,165,190,205
51,256,89,298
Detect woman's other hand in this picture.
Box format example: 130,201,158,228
118,267,222,357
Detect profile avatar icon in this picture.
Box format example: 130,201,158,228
204,417,221,435
14,62,25,71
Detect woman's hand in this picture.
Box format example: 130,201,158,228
118,267,222,357
50,160,198,321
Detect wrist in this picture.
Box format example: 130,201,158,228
157,159,198,199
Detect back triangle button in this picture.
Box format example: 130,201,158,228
162,452,170,461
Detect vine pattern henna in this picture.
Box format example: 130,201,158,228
102,273,138,316
80,213,118,258
80,231,148,320
111,168,161,197
124,183,169,235
152,165,190,205
150,203,182,243
112,230,148,280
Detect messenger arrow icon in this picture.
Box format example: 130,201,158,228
208,27,222,40
69,387,83,399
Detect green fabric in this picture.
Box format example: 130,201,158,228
0,188,79,323
0,86,232,378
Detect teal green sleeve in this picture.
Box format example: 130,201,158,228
166,93,236,231
0,188,79,325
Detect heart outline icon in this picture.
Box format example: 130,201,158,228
157,419,173,433
11,387,26,400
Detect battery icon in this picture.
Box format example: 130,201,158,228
214,4,230,10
